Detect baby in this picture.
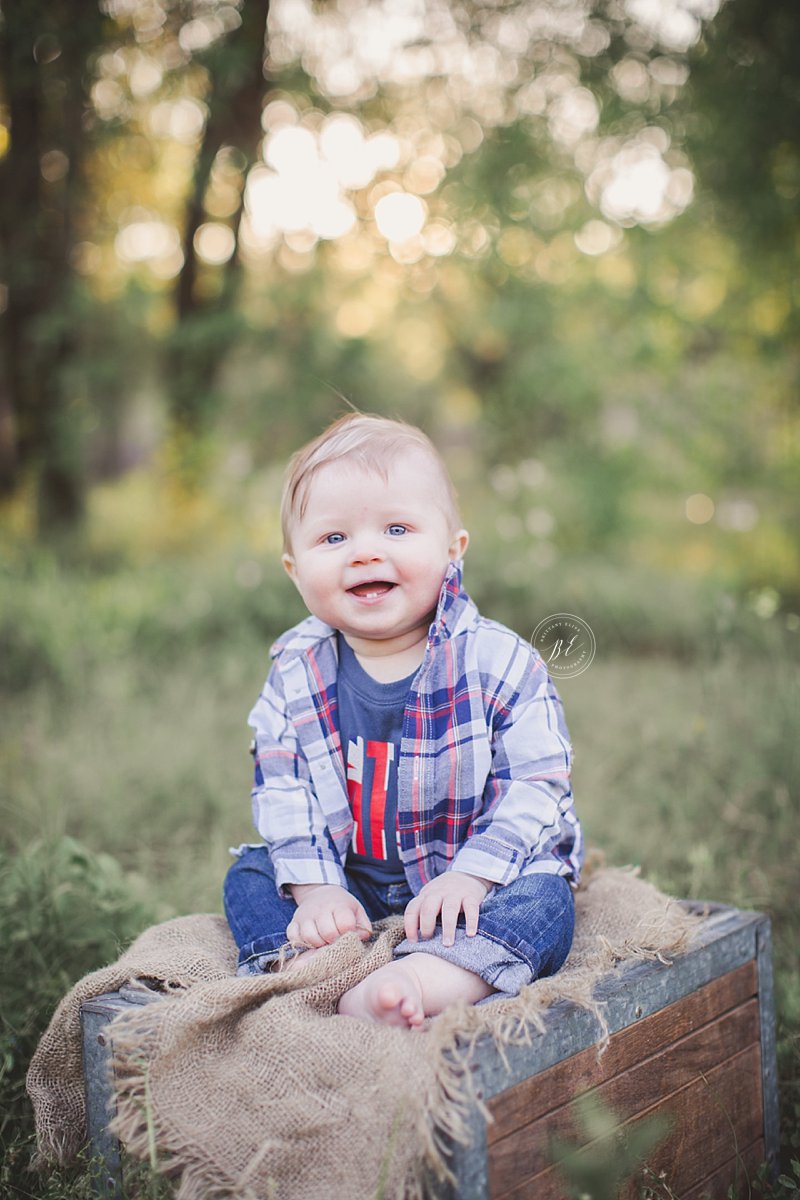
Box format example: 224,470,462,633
223,412,582,1027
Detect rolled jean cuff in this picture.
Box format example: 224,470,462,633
236,934,294,976
393,929,535,997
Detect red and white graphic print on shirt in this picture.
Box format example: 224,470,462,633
346,736,394,859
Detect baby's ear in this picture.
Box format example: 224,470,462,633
449,529,469,561
282,553,298,583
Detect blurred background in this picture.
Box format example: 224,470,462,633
1,0,798,1194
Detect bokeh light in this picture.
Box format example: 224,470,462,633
374,192,426,242
115,218,180,263
242,110,403,250
685,493,715,524
587,134,695,227
194,223,236,265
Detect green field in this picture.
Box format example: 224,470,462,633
1,552,798,1197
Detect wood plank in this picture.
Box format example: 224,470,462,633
617,1044,764,1199
494,1044,763,1200
679,1138,766,1200
487,962,757,1144
490,1020,762,1199
470,910,762,1106
81,1003,124,1200
756,917,781,1175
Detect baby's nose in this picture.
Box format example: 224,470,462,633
349,533,385,564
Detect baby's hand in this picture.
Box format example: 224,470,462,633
286,883,372,950
403,871,492,948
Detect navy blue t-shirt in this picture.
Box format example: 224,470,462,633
336,633,416,885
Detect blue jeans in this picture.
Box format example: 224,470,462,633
223,846,575,997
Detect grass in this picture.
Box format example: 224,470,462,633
1,549,798,1198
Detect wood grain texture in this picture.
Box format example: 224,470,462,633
617,1044,765,1199
679,1138,766,1200
490,1024,763,1199
487,961,757,1145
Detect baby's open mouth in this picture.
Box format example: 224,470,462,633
348,581,396,598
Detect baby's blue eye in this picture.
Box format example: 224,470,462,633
324,532,345,545
387,524,408,536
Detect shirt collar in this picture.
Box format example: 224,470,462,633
428,559,473,643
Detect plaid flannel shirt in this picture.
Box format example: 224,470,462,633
248,562,583,896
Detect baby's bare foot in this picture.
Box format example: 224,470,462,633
338,961,425,1028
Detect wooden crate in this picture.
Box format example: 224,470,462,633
81,905,778,1199
439,904,778,1199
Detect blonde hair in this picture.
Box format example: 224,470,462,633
280,412,461,551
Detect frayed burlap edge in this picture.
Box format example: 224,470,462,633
26,912,237,1168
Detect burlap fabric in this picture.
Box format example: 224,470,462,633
27,867,701,1199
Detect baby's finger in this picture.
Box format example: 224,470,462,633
315,911,340,944
354,907,373,938
440,897,461,947
403,897,421,942
464,896,481,938
298,917,325,948
333,907,356,936
418,895,441,941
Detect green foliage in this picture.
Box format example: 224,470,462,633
0,836,160,1186
770,1160,800,1198
551,1092,671,1199
756,1103,800,1199
687,0,800,260
0,551,303,695
0,1140,173,1200
0,1145,97,1200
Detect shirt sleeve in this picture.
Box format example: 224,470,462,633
449,648,577,887
249,663,348,894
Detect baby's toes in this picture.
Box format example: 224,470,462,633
376,982,404,1013
401,999,425,1027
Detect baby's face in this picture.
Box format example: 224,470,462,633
283,451,468,657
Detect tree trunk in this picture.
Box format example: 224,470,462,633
0,0,106,534
167,0,271,449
